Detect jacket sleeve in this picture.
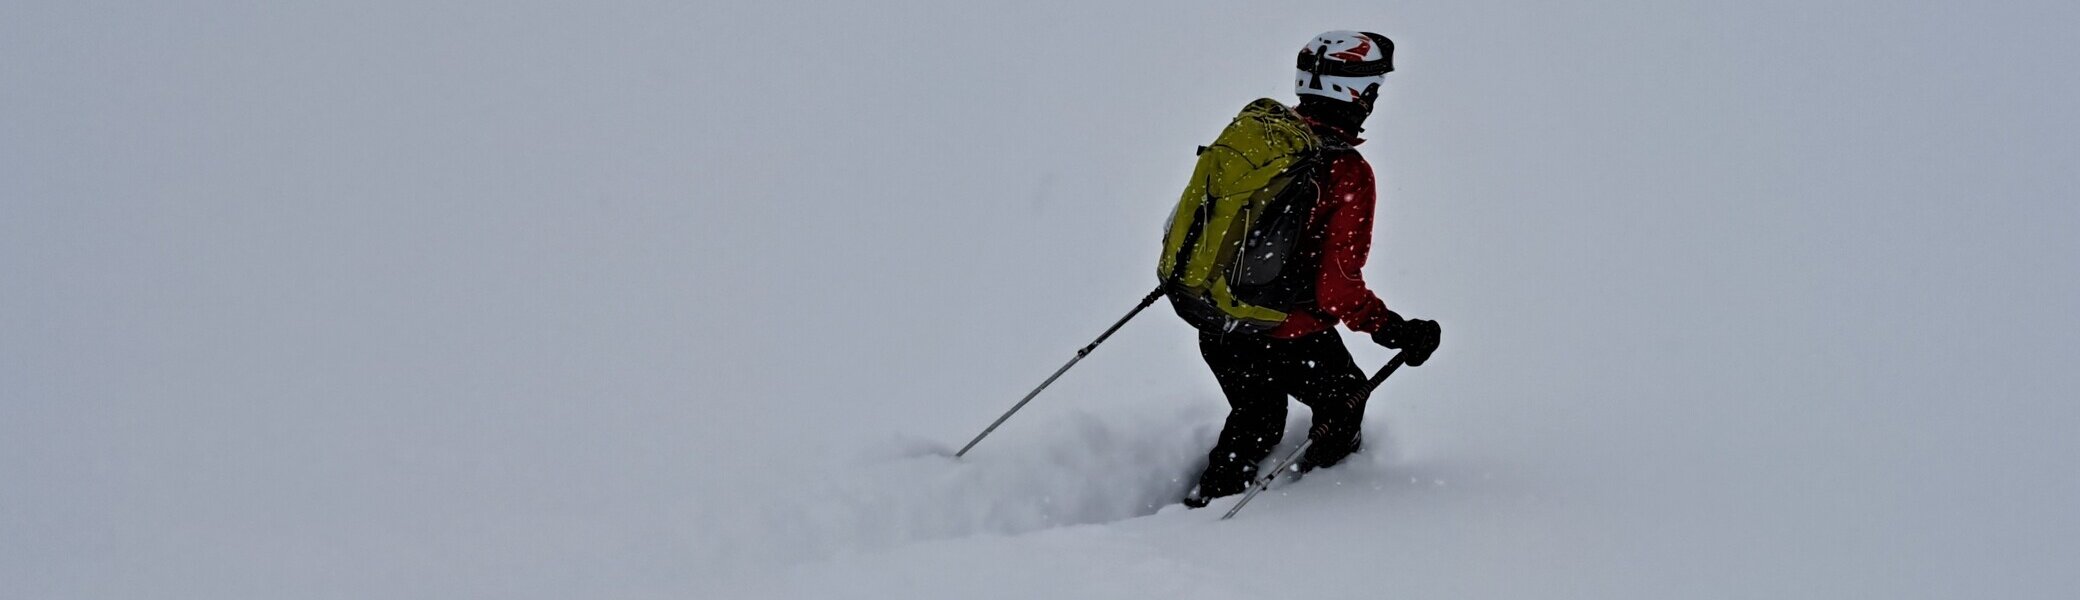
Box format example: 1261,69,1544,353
1313,153,1397,334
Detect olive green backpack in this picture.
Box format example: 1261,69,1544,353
1157,98,1334,334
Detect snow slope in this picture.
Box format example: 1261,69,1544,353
6,1,2079,599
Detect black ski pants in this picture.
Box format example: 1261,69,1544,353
1193,328,1370,499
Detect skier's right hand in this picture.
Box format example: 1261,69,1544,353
1372,317,1441,367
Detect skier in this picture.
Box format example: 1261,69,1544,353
1180,31,1442,508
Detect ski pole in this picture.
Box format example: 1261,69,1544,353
955,285,1166,459
1222,350,1409,520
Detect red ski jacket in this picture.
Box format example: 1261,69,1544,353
1267,119,1397,339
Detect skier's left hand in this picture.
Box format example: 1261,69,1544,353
1374,318,1441,366
1401,319,1440,366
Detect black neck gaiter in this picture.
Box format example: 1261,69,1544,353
1296,96,1370,137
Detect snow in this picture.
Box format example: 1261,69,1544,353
695,405,1219,572
6,1,2080,599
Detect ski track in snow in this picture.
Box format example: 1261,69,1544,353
692,402,1351,572
692,399,1457,599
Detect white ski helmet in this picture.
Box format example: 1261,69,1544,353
1295,30,1395,104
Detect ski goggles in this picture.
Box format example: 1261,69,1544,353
1296,51,1394,77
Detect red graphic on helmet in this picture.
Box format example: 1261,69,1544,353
1330,37,1373,62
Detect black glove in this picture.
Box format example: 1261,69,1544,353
1371,315,1441,367
1369,311,1409,348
